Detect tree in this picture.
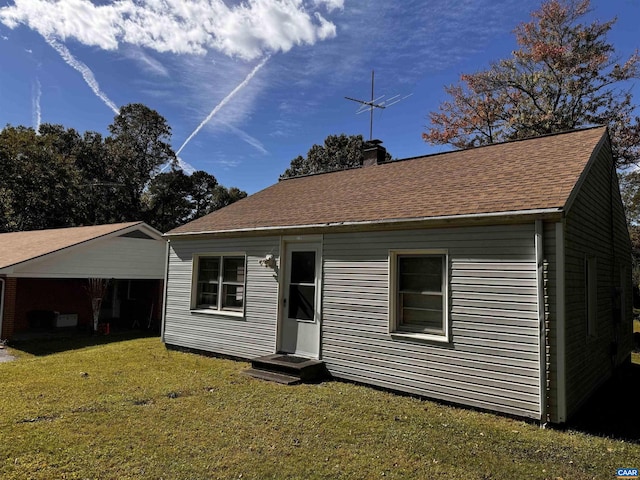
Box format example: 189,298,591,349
0,103,246,233
142,169,247,232
280,134,393,179
207,185,247,212
620,170,640,225
143,170,194,233
620,171,640,291
74,130,123,226
190,170,219,218
0,125,82,232
106,103,177,220
422,0,640,166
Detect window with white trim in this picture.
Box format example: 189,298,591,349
193,255,246,312
391,251,448,339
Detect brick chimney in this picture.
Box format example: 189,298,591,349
362,139,387,167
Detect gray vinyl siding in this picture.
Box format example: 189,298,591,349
163,236,280,358
322,224,542,419
563,137,633,420
12,236,165,279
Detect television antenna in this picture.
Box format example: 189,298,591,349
345,70,412,140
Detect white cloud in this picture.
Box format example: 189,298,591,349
222,122,269,155
158,156,197,175
44,36,120,114
1,0,341,155
313,0,344,12
1,0,121,49
0,0,339,60
176,157,197,175
268,0,533,101
32,77,41,131
214,157,242,170
176,55,270,155
177,54,266,131
122,46,170,77
268,118,302,138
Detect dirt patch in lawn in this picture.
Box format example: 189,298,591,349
0,345,16,362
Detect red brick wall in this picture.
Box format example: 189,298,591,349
3,278,164,337
1,277,17,339
14,278,93,332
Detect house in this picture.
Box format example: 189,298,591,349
0,222,166,339
162,126,633,424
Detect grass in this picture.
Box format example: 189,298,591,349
1,336,639,479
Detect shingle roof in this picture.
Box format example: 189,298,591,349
0,222,144,270
168,127,608,235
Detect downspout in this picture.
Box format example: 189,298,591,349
556,222,567,423
535,220,548,425
161,239,170,343
0,278,5,340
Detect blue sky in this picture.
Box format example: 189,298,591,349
1,0,639,194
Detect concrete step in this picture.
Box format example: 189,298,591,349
242,368,302,385
248,354,328,383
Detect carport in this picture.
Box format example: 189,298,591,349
0,222,166,339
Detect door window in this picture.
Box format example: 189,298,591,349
288,251,316,321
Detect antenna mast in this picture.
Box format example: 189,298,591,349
345,70,412,140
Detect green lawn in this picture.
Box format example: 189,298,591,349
1,335,639,479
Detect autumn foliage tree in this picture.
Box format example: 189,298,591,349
423,0,640,166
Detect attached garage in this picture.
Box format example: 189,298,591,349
0,222,166,339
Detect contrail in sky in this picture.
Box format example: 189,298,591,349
44,36,119,115
176,55,270,156
32,77,41,131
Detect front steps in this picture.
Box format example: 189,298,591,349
244,354,328,385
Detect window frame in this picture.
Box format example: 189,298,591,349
389,249,450,343
191,253,247,317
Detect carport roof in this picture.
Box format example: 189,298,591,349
0,222,155,271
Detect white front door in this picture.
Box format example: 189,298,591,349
279,242,321,358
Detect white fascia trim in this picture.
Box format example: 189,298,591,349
130,223,165,241
165,208,564,237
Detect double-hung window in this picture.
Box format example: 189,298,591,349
193,255,246,313
390,250,448,340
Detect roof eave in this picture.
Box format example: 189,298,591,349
165,207,565,238
0,221,150,272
